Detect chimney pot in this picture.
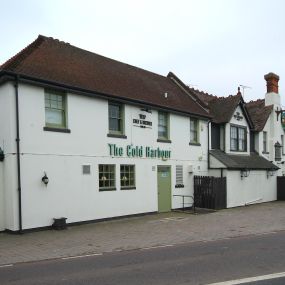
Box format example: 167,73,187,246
264,72,279,93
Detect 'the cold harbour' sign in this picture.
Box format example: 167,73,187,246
108,144,171,159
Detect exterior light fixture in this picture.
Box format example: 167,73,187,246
0,147,4,162
42,172,49,185
240,169,250,179
267,169,275,179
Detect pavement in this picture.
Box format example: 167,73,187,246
0,201,285,266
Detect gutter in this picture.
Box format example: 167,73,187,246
14,76,23,233
0,71,211,121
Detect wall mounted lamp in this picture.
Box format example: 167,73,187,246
267,169,275,179
240,169,250,180
42,172,49,185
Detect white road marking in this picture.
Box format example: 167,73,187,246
207,271,285,285
61,253,102,260
0,264,13,268
140,244,174,251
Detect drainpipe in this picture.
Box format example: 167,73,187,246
207,120,210,170
15,76,23,233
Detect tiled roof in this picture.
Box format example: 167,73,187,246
246,99,273,131
192,87,242,123
210,150,279,170
0,35,210,118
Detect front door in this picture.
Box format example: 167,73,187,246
157,166,171,212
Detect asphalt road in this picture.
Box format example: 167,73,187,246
1,231,285,285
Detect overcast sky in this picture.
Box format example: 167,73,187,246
1,0,285,105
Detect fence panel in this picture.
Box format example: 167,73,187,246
194,176,227,210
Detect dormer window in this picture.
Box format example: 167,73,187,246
230,125,247,152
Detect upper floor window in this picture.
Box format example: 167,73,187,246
263,131,267,153
158,111,169,140
230,125,247,152
45,90,66,128
108,102,124,135
190,118,199,144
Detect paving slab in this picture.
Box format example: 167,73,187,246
0,201,285,265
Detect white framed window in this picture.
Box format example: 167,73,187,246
99,164,116,191
230,125,247,152
45,90,67,128
120,165,136,189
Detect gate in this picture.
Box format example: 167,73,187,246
194,176,227,210
277,176,285,200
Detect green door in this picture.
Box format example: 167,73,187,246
157,166,172,212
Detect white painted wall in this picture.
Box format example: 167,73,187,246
0,83,209,230
226,170,276,208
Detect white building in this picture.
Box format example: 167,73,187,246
0,35,210,232
0,35,283,232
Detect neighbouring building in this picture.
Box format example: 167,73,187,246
0,35,283,232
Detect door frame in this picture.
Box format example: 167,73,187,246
157,165,172,212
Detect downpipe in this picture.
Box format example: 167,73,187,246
15,76,23,233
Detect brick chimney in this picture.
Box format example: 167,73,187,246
264,72,279,93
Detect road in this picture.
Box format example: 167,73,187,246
1,231,285,285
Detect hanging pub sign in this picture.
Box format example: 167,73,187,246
282,111,285,130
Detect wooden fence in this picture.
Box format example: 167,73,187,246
194,176,227,210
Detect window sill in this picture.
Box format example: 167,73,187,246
189,142,201,146
43,127,71,133
107,133,127,139
157,138,172,143
120,187,136,190
99,187,116,192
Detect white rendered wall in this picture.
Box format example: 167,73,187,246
11,83,209,230
264,91,285,174
226,170,276,208
225,105,250,155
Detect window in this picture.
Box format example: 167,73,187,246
45,90,66,128
175,165,184,188
190,118,199,144
230,125,247,151
263,132,267,153
120,165,135,189
99,164,116,191
108,102,124,135
281,135,284,155
275,142,282,161
158,112,169,140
